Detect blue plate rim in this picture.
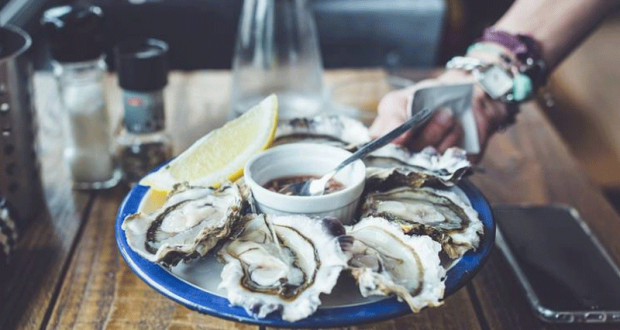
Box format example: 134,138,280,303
115,180,495,328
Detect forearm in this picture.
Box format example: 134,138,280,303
493,0,620,70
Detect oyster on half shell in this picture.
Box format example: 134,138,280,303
217,214,348,322
122,182,242,267
364,146,471,187
342,216,445,312
362,185,483,259
273,115,371,149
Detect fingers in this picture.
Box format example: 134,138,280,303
369,71,514,163
471,86,508,153
437,121,464,153
369,87,416,139
369,79,475,153
370,80,440,140
465,85,515,164
406,108,460,151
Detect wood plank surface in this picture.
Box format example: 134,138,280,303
393,68,620,329
469,101,620,330
44,70,485,330
0,76,93,329
46,186,483,330
45,187,255,330
267,290,483,330
34,68,620,330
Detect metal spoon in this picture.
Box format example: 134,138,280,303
278,108,434,196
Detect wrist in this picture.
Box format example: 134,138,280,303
466,42,517,64
438,68,473,82
446,55,531,103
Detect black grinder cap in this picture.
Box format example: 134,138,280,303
116,39,169,92
41,4,105,63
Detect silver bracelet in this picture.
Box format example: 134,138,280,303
446,56,522,129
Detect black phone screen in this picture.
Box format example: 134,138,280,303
495,206,620,311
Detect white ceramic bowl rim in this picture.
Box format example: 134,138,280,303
244,143,366,204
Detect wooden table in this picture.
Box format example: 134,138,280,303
2,69,620,330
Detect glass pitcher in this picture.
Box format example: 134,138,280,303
230,0,325,120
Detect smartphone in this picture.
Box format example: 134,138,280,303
494,204,620,323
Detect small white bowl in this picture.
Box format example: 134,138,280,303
244,143,366,224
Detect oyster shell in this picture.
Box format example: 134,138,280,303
217,214,348,321
362,186,483,259
122,182,242,267
234,177,258,216
342,216,445,312
273,115,371,149
409,147,471,184
365,146,471,187
364,167,433,192
363,143,412,167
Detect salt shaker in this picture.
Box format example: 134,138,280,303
115,39,173,185
42,4,121,189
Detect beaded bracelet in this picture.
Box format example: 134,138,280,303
479,28,548,89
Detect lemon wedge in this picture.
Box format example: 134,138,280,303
140,94,278,192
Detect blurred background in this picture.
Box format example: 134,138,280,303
2,0,512,70
3,0,620,210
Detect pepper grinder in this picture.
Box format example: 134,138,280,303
115,39,173,185
42,4,121,190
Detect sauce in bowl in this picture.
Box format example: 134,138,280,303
264,175,346,196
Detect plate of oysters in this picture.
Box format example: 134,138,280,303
116,114,495,328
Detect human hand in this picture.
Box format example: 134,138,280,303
369,70,512,162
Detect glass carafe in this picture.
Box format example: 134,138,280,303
230,0,325,120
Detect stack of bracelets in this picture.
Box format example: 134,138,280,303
446,28,549,128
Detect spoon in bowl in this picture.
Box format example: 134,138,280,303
278,108,434,197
